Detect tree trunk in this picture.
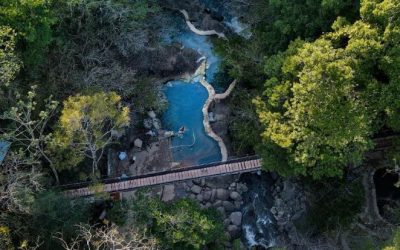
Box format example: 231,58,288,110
51,165,60,185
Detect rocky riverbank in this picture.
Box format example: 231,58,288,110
161,174,248,248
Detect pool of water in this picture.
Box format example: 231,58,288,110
162,31,223,165
162,80,221,165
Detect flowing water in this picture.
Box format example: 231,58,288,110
241,173,279,249
161,7,277,249
162,33,222,165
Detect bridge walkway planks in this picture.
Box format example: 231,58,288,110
65,157,262,198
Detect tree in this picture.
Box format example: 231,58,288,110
384,227,400,250
214,0,360,87
128,196,224,250
28,191,90,249
255,0,400,178
46,0,160,101
0,0,57,70
55,224,158,250
53,92,129,176
0,26,20,87
0,85,60,183
0,151,43,215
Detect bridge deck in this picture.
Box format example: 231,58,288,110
65,157,262,197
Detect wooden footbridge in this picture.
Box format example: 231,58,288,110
63,156,262,198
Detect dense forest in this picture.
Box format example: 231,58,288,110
0,0,400,249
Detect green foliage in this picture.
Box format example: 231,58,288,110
227,87,262,155
232,239,246,250
0,0,57,70
112,195,225,250
0,226,13,250
29,191,90,249
151,199,224,250
51,92,129,174
47,0,161,103
383,227,400,250
255,0,400,178
0,26,20,87
214,0,360,87
0,86,60,183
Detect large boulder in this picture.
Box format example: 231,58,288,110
152,118,161,130
161,184,175,202
230,191,241,201
203,190,212,201
227,225,240,239
222,201,236,212
217,206,226,217
216,188,230,200
213,200,222,208
143,118,153,129
134,138,143,148
210,189,217,202
191,185,202,194
196,194,204,202
148,110,156,119
230,212,242,226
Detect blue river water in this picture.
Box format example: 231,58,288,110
162,33,222,165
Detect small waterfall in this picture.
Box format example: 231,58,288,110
240,173,279,249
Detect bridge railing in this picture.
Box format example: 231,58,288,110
60,155,260,191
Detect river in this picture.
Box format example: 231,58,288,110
162,32,223,165
161,8,278,249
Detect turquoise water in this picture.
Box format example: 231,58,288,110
162,32,222,165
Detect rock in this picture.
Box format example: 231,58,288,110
291,210,304,221
162,184,175,202
148,110,156,118
203,191,212,201
134,138,143,148
227,224,240,239
237,183,248,193
191,185,202,194
230,191,241,201
186,180,194,187
192,179,201,185
205,202,212,208
216,188,229,200
216,206,226,217
196,194,203,202
189,194,196,200
200,178,206,187
224,218,231,227
164,131,174,137
222,201,236,212
213,200,222,208
234,201,242,209
152,118,161,130
143,118,152,129
210,189,217,202
230,212,242,226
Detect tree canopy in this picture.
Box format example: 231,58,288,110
255,0,400,178
0,26,20,87
0,0,57,70
52,92,129,176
